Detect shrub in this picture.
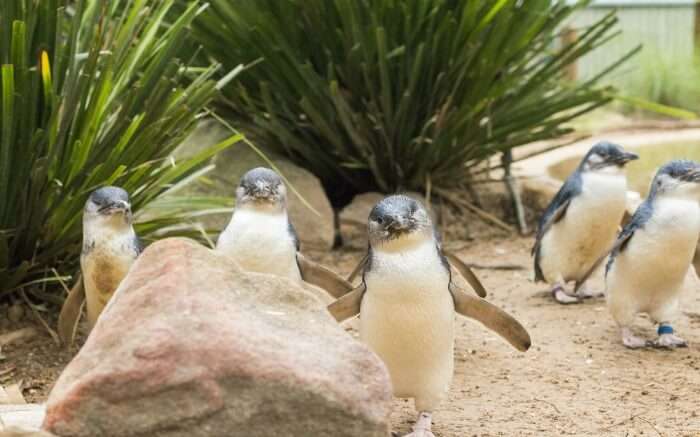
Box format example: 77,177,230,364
624,46,700,116
191,0,632,207
0,0,240,300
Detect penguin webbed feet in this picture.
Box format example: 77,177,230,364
652,325,687,349
621,328,651,349
551,284,582,305
620,326,688,349
574,282,605,299
652,334,688,349
401,412,435,437
403,430,435,437
552,282,603,305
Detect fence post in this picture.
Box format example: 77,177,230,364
562,26,578,81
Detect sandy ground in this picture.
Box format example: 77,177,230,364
3,234,700,436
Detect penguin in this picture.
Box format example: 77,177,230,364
532,141,639,304
328,195,530,437
606,160,700,349
80,187,141,328
216,167,352,298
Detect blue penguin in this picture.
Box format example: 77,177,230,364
532,142,638,304
216,167,351,297
606,160,700,349
328,195,530,437
80,187,141,328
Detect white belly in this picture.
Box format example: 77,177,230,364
607,198,700,313
216,209,300,280
540,172,627,283
360,240,454,410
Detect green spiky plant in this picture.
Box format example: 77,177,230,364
191,0,635,208
0,0,241,302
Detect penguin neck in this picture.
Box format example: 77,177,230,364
83,215,135,247
580,169,627,199
228,204,289,226
235,199,286,215
582,166,626,181
372,230,434,254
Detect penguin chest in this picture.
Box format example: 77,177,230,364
542,173,627,281
360,243,454,400
216,210,300,280
81,235,137,325
611,199,700,299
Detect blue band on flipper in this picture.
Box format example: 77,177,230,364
658,324,674,335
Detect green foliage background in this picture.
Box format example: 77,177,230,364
0,0,240,300
190,0,634,206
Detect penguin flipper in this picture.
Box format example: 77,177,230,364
532,197,571,281
443,250,487,298
450,283,531,352
573,242,616,292
346,252,370,283
297,253,353,299
327,283,366,322
58,275,85,347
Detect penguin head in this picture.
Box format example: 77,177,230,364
84,186,133,227
649,159,700,201
236,167,287,210
368,195,432,248
581,142,638,174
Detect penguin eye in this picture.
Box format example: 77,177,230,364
376,217,384,225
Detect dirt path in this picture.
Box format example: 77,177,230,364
313,236,700,437
4,236,700,436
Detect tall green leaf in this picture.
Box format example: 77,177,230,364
190,0,633,206
0,0,240,301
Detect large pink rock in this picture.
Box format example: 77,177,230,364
43,239,391,437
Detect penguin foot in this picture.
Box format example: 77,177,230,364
576,285,604,300
652,333,687,349
404,431,435,437
404,412,434,437
621,328,650,349
552,286,581,305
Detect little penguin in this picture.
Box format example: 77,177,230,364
80,186,141,328
606,160,700,349
532,141,639,304
216,167,351,298
328,195,531,437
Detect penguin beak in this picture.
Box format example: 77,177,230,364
385,215,413,234
99,200,130,214
247,182,274,200
613,151,639,166
689,168,700,183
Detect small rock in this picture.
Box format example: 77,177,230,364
43,238,391,437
